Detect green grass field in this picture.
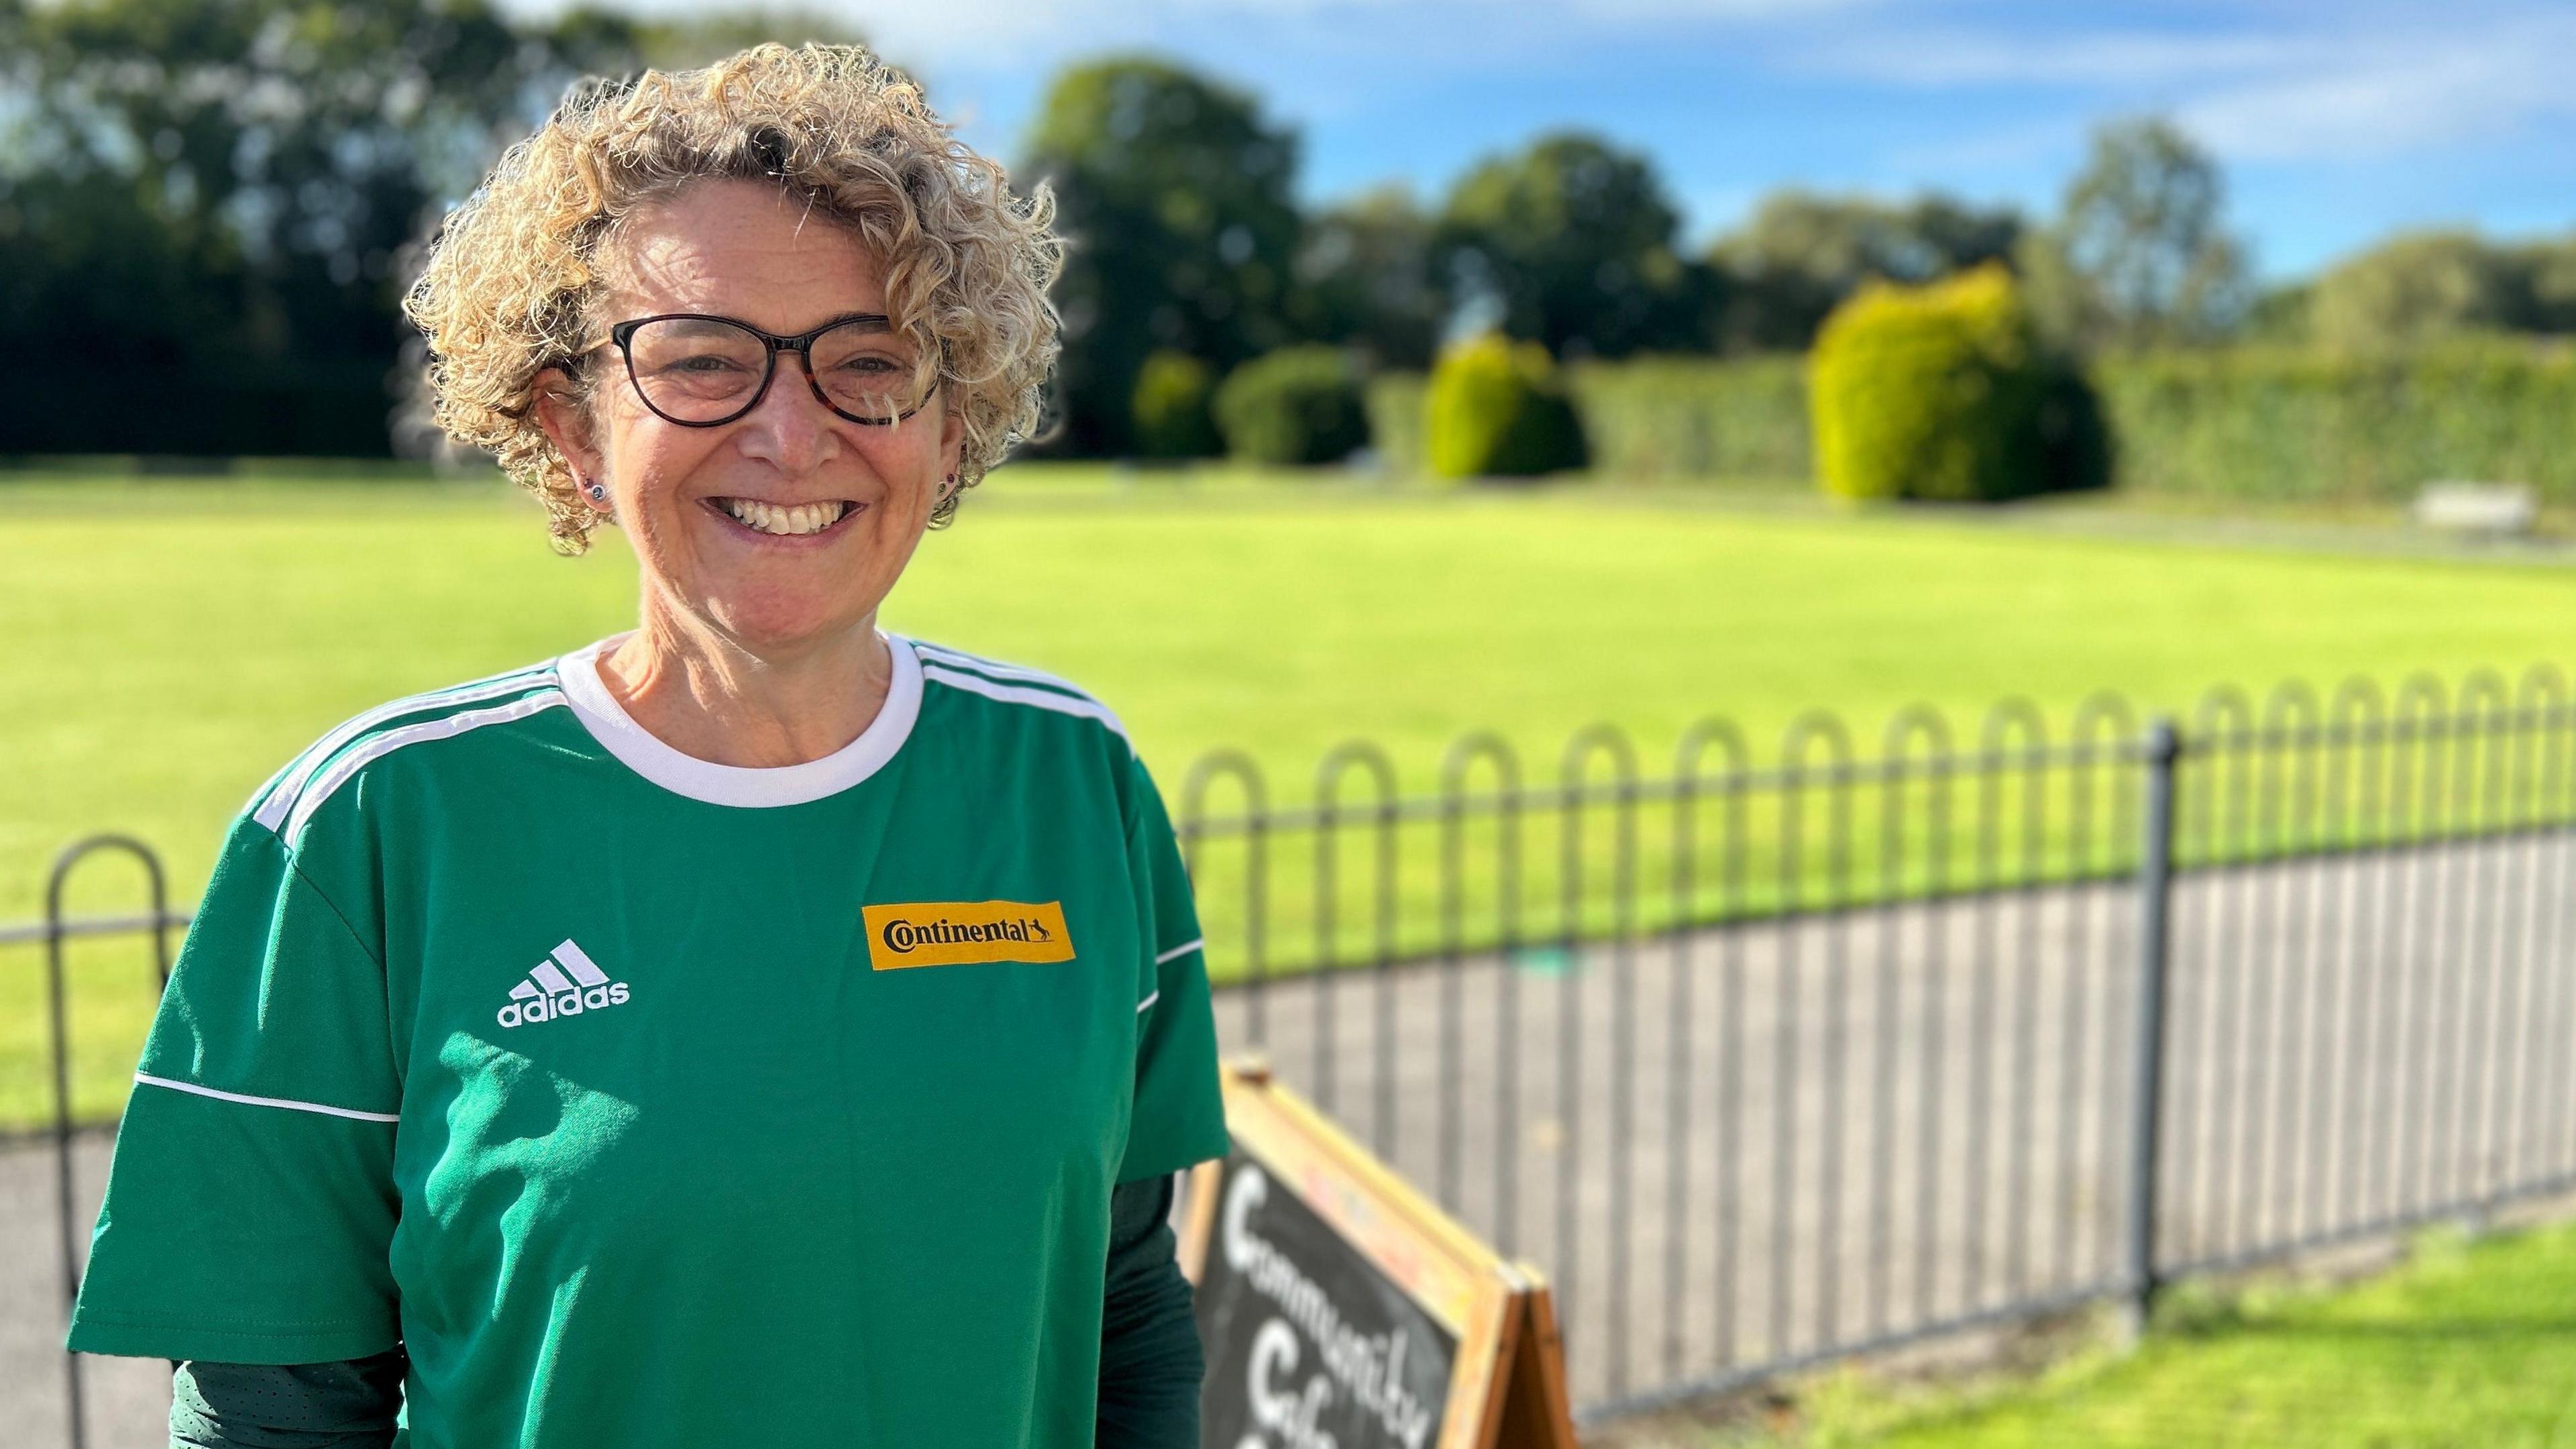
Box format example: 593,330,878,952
9,464,2576,1126
1629,1216,2576,1448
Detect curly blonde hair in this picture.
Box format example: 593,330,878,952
402,43,1061,552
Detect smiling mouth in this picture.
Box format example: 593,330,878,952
708,497,861,538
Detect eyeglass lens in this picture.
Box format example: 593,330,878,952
623,317,928,425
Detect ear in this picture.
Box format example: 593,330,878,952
938,390,967,479
529,367,608,506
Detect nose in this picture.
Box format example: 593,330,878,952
730,350,841,474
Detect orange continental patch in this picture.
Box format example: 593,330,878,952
863,900,1076,971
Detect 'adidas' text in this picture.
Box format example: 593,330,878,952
498,938,633,1029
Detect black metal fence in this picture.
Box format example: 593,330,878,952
10,663,2576,1439
1171,664,2576,1416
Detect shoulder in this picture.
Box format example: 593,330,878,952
902,637,1134,756
244,657,571,845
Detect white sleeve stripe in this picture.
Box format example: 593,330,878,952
1136,989,1161,1013
135,1073,400,1123
251,667,556,830
920,666,1132,747
1154,937,1205,965
282,690,568,843
912,645,1096,701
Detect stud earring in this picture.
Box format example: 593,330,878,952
586,481,608,502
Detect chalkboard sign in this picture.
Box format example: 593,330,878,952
1181,1063,1577,1449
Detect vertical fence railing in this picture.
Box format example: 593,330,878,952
2150,672,2576,1283
2125,718,2180,1318
1179,666,2576,1416
24,835,178,1449
13,663,2576,1440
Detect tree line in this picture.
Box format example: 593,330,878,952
0,0,856,456
4,0,2571,462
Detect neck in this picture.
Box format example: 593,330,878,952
598,598,893,769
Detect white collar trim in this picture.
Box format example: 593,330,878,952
556,631,922,808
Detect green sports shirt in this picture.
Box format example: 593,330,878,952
69,633,1232,1448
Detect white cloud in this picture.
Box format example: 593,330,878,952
502,0,2576,179
2178,17,2576,160
1817,30,2312,89
1880,119,2070,176
1804,8,2576,164
665,0,1872,68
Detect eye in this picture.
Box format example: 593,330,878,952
661,352,755,375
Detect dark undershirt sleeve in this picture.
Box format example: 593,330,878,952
169,1348,404,1448
1097,1174,1203,1448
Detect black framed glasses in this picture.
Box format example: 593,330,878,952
601,313,938,428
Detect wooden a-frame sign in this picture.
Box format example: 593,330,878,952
1180,1060,1578,1449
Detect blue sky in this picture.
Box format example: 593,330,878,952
555,0,2576,281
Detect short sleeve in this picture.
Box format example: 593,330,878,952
68,815,403,1364
1116,757,1230,1184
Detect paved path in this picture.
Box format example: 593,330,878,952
5,833,2573,1436
0,1130,166,1448
1203,831,2576,1410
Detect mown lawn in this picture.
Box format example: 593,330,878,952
7,464,2576,1126
1623,1216,2576,1448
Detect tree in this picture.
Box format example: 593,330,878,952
2532,240,2576,334
2022,117,2248,352
1434,131,1701,359
2239,280,2314,343
1,0,560,451
2308,229,2576,350
1708,189,2023,352
0,0,859,456
1287,185,1444,370
2310,230,2520,350
1023,57,1301,455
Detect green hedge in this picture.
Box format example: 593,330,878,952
1426,335,1587,479
1214,346,1370,465
1566,355,1811,482
2098,338,2576,502
1130,350,1222,460
1370,358,1808,481
1371,335,2576,502
1809,264,2106,502
1365,372,1429,474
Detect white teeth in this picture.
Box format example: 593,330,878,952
720,499,846,537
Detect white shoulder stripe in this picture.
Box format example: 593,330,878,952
135,1073,400,1123
280,690,568,843
912,644,1097,702
1154,937,1204,965
1136,989,1161,1013
920,665,1132,747
252,665,558,830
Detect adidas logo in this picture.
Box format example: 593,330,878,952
497,939,632,1029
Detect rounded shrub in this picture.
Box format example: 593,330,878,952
1212,346,1371,466
1809,263,2106,502
1425,333,1588,480
1130,350,1221,460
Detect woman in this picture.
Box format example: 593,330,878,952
69,44,1228,1448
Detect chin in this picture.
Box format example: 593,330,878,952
706,591,877,653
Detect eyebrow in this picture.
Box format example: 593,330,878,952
645,311,895,335
809,311,893,333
